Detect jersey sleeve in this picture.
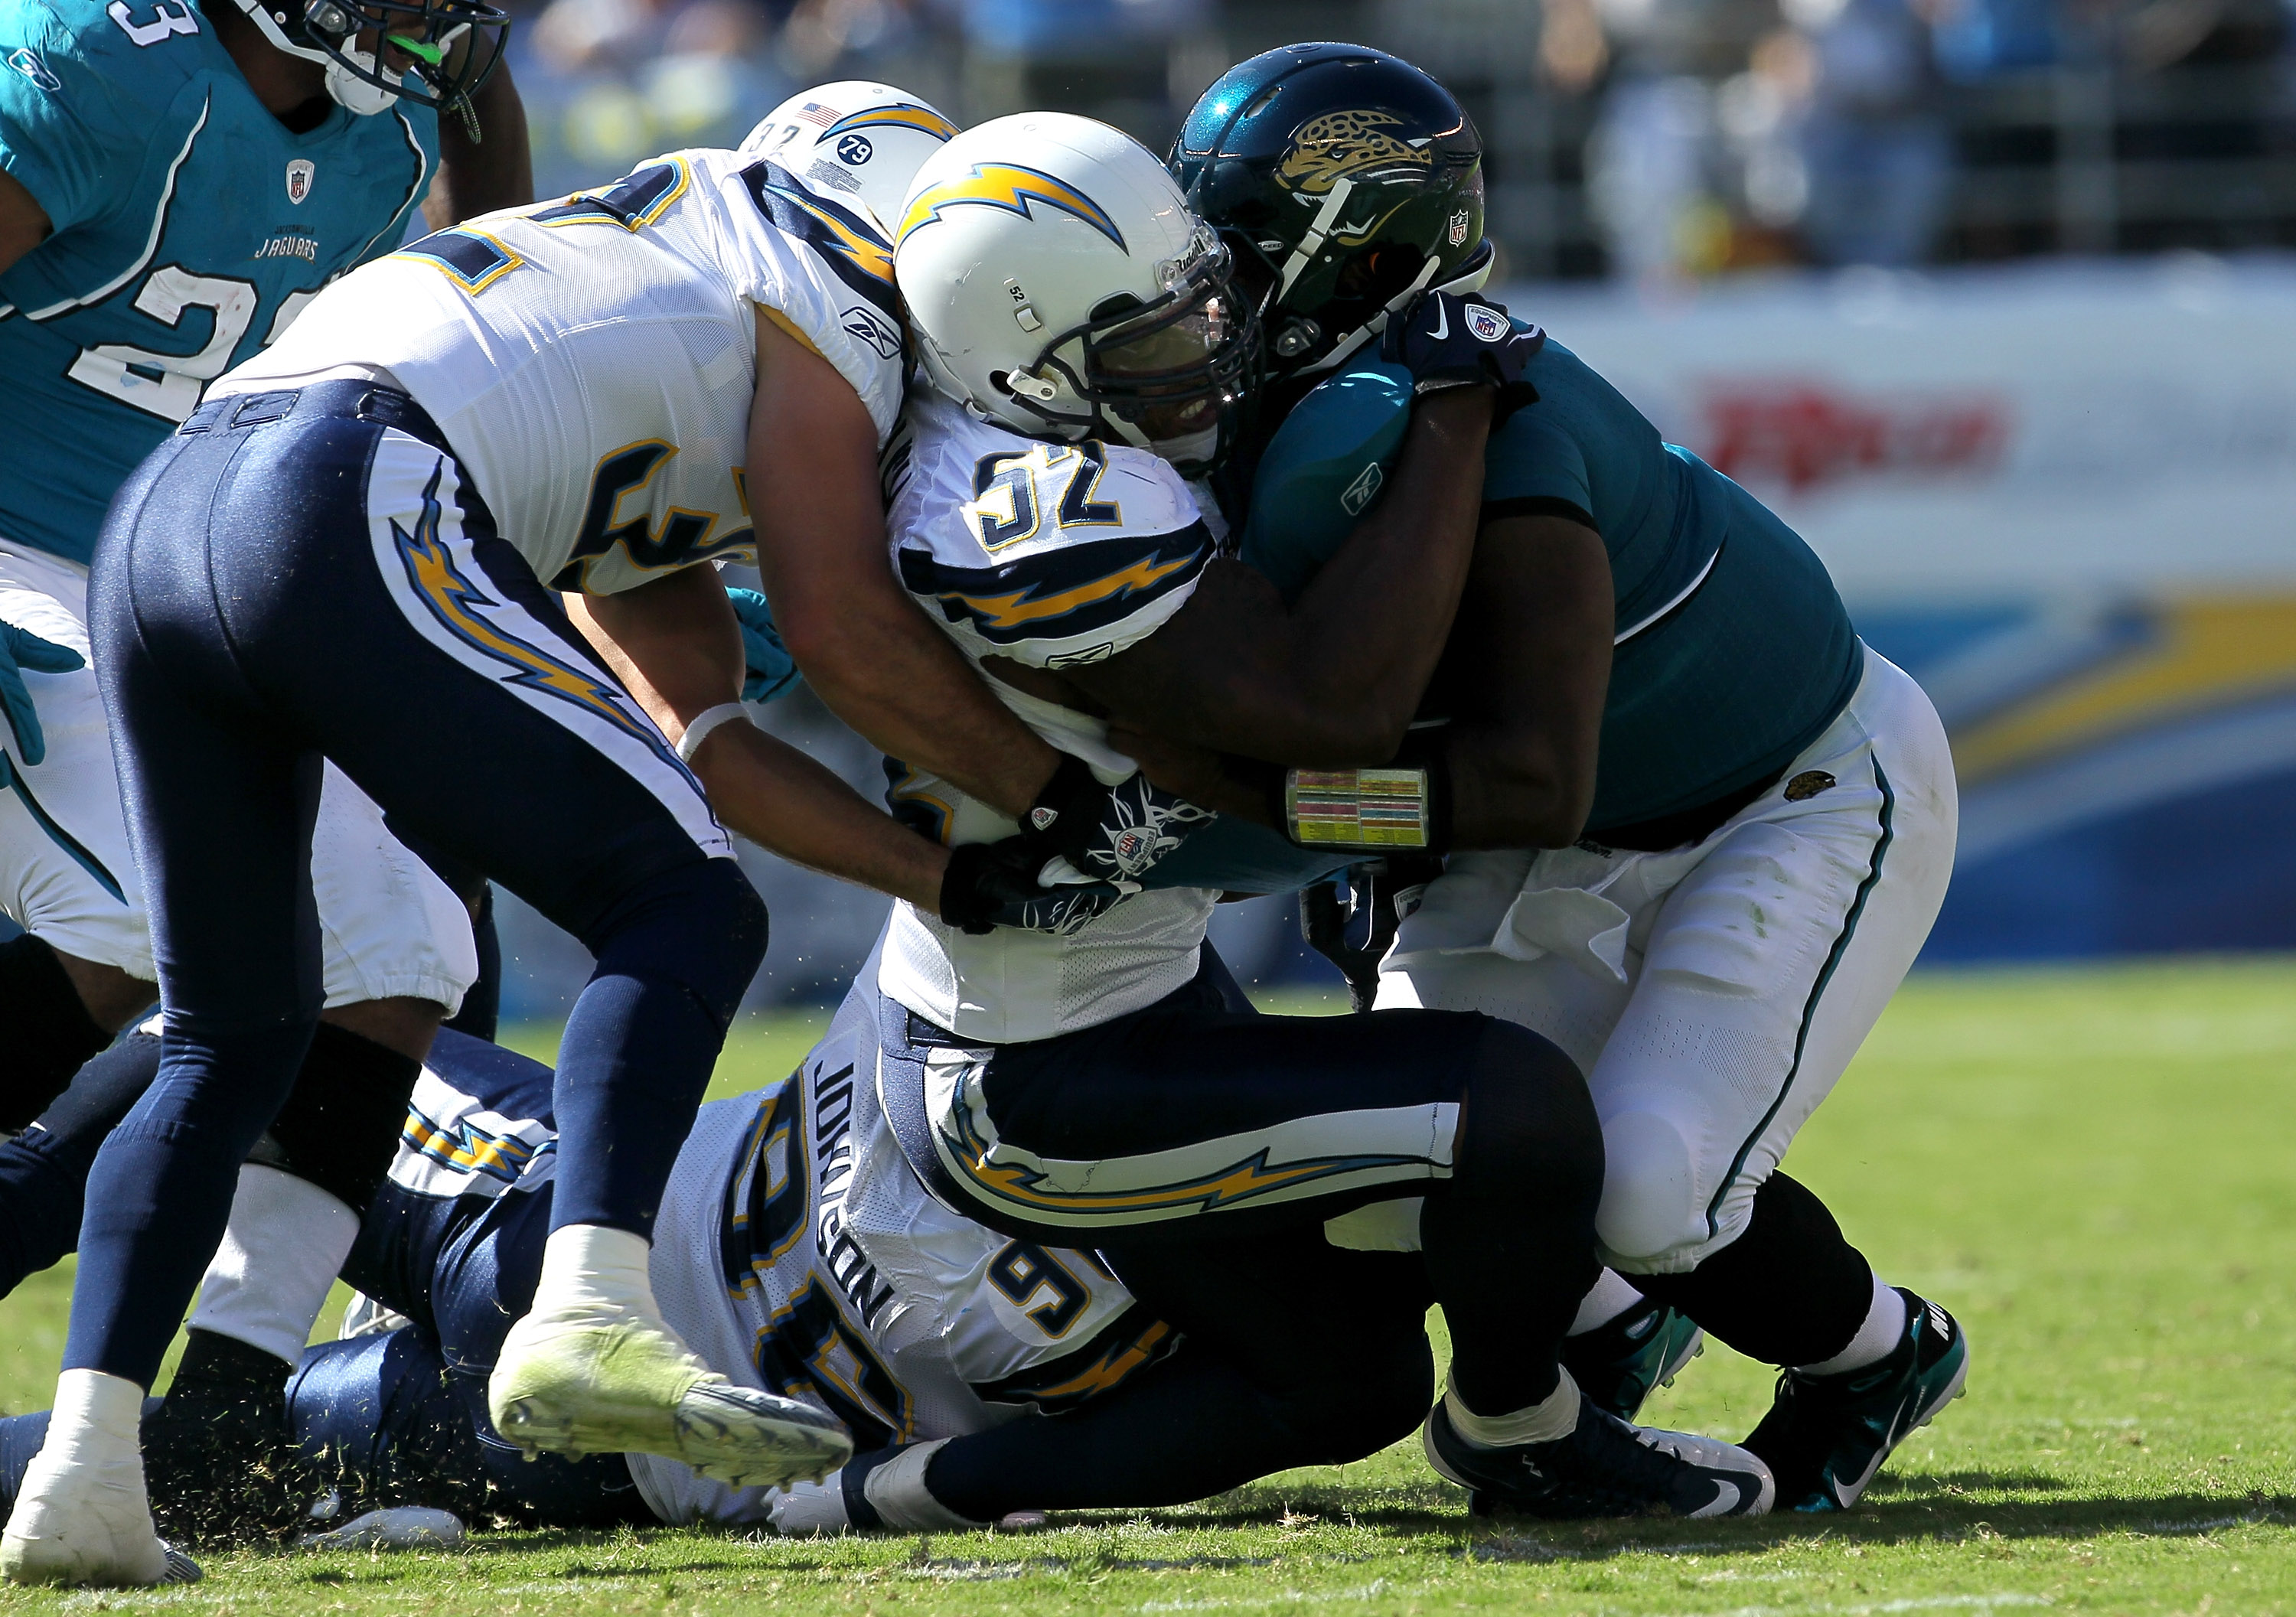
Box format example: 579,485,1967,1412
729,157,907,442
897,433,1216,670
1479,387,1593,523
0,5,134,236
1238,361,1414,605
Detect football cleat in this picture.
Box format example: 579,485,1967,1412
1562,1299,1705,1423
1742,1288,1970,1512
1,1449,199,1587
1424,1394,1773,1520
298,1506,465,1551
146,1328,316,1546
488,1306,851,1489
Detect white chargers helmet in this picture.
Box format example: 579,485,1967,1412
741,83,961,238
893,112,1260,477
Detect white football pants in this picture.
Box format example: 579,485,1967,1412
0,540,476,1013
1374,647,1956,1274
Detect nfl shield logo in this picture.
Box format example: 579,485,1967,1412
285,159,315,205
1466,304,1509,343
1448,208,1470,247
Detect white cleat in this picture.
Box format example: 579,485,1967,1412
1,1446,195,1587
298,1506,465,1551
488,1304,851,1488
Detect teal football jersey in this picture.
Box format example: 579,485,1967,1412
0,0,438,565
1242,338,1863,831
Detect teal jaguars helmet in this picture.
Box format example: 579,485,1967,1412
1169,44,1492,381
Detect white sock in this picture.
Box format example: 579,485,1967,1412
45,1370,147,1471
533,1224,662,1321
1443,1368,1580,1449
1567,1269,1647,1336
1796,1274,1907,1376
861,1439,985,1531
187,1165,359,1366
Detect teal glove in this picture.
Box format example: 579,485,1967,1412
0,620,85,767
726,588,804,704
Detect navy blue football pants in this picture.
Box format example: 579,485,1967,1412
77,381,765,1387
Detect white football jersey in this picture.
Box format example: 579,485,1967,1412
386,970,1169,1529
631,964,1169,1526
214,148,908,595
876,386,1223,1043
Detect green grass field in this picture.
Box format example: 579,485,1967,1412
2,958,2292,1613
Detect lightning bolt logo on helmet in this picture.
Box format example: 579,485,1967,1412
897,165,1127,253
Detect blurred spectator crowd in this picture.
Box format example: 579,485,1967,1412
507,0,2296,282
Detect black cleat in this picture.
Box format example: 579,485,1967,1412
1743,1288,1970,1512
145,1329,319,1546
1424,1390,1774,1520
1562,1299,1704,1423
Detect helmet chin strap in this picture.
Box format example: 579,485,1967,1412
325,50,401,113
1274,177,1356,301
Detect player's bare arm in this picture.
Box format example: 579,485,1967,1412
1050,387,1494,767
421,60,533,229
0,168,46,275
1432,511,1613,849
567,566,951,912
748,311,1063,820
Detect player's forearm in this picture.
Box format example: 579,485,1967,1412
1442,723,1593,849
1271,389,1494,755
778,587,1060,820
693,724,947,909
423,60,533,230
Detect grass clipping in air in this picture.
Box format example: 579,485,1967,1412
1,958,2291,1612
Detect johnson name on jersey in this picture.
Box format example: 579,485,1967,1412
0,0,438,566
214,147,908,596
876,385,1227,1043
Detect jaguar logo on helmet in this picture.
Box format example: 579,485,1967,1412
1466,304,1508,343
898,164,1127,252
1273,109,1432,197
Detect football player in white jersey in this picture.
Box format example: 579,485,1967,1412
1,112,1084,1586
0,959,1463,1542
694,112,1776,1524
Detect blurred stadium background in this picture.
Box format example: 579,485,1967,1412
393,0,2296,1013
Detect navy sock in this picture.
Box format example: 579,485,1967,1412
0,934,117,1132
0,1033,164,1298
65,1022,315,1386
263,1023,422,1216
549,859,766,1238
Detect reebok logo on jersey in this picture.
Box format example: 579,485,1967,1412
7,48,59,93
1340,461,1384,517
842,304,902,360
286,159,316,205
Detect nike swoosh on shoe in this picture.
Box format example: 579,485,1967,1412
1688,1481,1741,1519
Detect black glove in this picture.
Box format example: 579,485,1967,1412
939,836,1130,936
1300,854,1447,1012
1381,291,1544,422
1022,754,1215,891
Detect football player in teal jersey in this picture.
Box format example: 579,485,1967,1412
0,0,528,1576
1145,43,1970,1517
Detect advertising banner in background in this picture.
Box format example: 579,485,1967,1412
1524,256,2296,960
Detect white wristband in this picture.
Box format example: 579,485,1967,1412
676,701,752,764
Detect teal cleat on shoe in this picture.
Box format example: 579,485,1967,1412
1742,1289,1970,1512
1561,1299,1705,1423
489,1305,852,1490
